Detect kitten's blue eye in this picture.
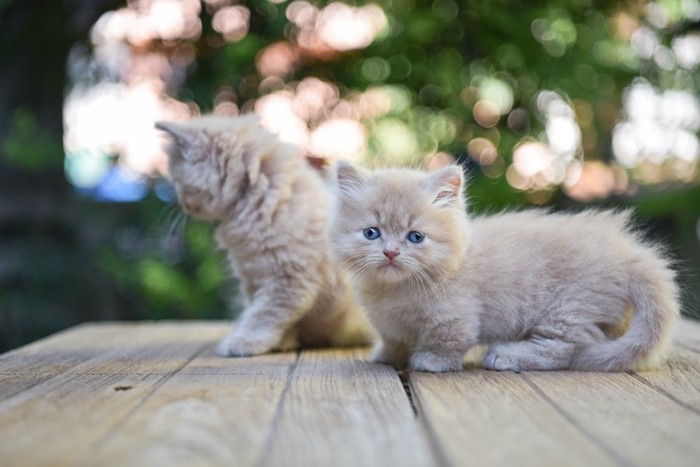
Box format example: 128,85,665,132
407,231,425,244
363,227,381,240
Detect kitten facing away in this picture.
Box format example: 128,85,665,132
327,162,680,372
156,115,374,356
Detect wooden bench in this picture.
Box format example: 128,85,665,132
1,319,699,466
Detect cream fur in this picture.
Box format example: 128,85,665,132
328,163,680,372
157,115,374,356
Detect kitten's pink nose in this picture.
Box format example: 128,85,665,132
383,250,399,261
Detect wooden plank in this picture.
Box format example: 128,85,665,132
0,323,144,398
0,322,227,467
259,348,436,467
3,319,700,467
410,370,618,467
86,347,296,467
523,371,700,467
633,347,700,413
410,319,700,467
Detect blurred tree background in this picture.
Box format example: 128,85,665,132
1,0,699,352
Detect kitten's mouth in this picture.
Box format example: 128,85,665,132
377,261,408,279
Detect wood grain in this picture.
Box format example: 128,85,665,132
410,370,617,467
523,370,700,467
88,347,296,467
259,348,436,467
0,322,227,467
0,323,143,399
2,320,700,467
410,320,700,467
633,347,700,412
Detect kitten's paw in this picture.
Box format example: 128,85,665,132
217,330,279,357
483,346,522,373
409,351,463,373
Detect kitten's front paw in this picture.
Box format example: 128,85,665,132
217,330,279,357
409,351,463,373
483,346,522,373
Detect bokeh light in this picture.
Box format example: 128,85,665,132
6,0,695,352
63,0,700,202
212,5,250,42
611,0,700,186
64,0,202,201
613,80,700,183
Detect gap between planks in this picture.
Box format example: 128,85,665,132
2,319,700,467
405,319,700,467
252,350,301,467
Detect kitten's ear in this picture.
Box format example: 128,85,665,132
155,121,197,157
425,165,465,208
334,161,368,195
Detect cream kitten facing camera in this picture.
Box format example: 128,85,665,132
156,115,373,357
327,163,680,372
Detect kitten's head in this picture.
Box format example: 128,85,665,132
156,114,263,221
328,163,469,286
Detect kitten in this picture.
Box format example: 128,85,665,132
327,162,680,372
156,115,373,356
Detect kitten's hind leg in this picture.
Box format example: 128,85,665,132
483,336,577,372
218,279,316,357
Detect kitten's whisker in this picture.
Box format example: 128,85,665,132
404,263,428,304
340,256,377,285
411,269,430,305
416,268,439,305
354,262,379,284
411,263,447,305
161,204,188,241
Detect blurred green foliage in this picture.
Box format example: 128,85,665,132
1,0,698,352
3,108,63,171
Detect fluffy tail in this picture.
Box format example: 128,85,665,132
572,255,680,371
